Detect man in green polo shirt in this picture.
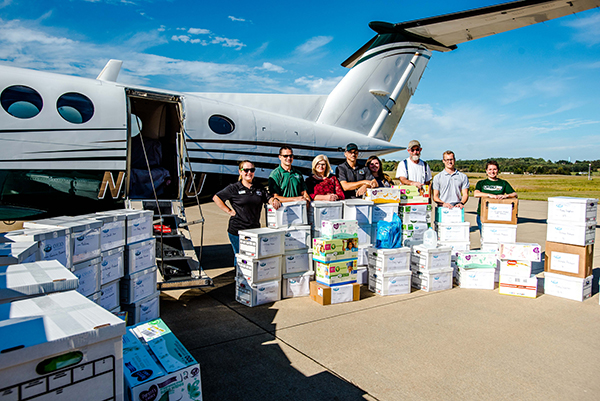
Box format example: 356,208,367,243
268,146,311,203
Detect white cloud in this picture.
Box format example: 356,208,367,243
0,0,12,9
157,25,165,32
294,75,342,94
188,28,210,35
501,75,569,104
564,11,600,46
211,36,245,50
295,36,333,54
171,35,190,43
228,16,245,22
259,62,285,73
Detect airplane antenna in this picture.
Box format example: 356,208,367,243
97,59,123,82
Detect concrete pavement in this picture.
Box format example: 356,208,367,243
160,200,600,401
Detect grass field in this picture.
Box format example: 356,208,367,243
388,172,600,201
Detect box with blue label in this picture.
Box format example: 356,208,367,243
121,291,160,326
309,281,360,305
368,268,412,296
80,212,127,251
372,203,400,223
314,259,357,286
435,222,470,242
283,248,312,274
124,318,202,401
235,254,281,284
342,199,374,224
481,198,518,224
2,227,72,269
239,228,284,258
544,241,593,278
400,204,432,223
0,242,38,265
308,201,343,228
99,209,153,244
283,225,311,252
547,197,597,224
72,256,101,297
367,247,411,273
312,237,358,262
101,246,124,285
266,200,308,228
412,267,453,292
235,276,281,307
282,270,314,298
435,207,464,223
456,267,495,289
120,265,158,304
125,238,156,275
411,245,453,271
543,272,592,302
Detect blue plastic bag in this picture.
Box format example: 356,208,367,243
375,214,402,249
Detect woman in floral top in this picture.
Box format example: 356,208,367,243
305,155,345,201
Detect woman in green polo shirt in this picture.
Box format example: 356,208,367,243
474,160,517,231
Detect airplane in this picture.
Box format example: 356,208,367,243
0,0,598,220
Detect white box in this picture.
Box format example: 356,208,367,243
343,199,374,224
125,238,156,275
87,290,101,305
367,247,411,273
235,276,281,307
499,275,538,298
0,291,125,401
455,250,497,269
308,201,343,228
356,266,368,284
544,272,592,302
80,212,127,251
2,227,72,269
121,291,161,326
0,242,38,265
283,225,311,252
480,242,500,252
72,256,101,297
401,222,430,245
0,260,78,303
99,279,120,311
266,200,308,228
481,223,517,244
357,245,369,266
435,207,464,223
368,268,412,296
457,267,495,289
320,219,359,239
371,203,399,223
399,204,432,223
435,222,470,242
283,249,312,274
546,221,595,246
438,241,470,257
499,259,532,277
100,246,124,285
120,265,158,304
125,319,202,401
282,271,314,298
411,245,453,270
411,267,453,292
239,228,284,258
99,209,153,244
499,243,542,262
548,197,597,224
358,223,372,245
236,254,282,284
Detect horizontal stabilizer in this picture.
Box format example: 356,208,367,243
97,59,122,82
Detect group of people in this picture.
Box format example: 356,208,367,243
213,140,517,261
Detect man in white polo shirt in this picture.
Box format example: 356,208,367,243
396,139,431,188
432,150,469,209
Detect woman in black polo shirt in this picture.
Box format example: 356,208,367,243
213,161,281,265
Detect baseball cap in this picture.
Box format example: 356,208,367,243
345,143,358,152
407,140,421,149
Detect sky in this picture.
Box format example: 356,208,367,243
0,0,599,162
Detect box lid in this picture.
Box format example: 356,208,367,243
0,260,78,302
548,196,598,204
310,201,343,207
2,227,70,243
0,242,38,264
343,199,374,206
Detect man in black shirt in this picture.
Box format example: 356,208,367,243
336,143,377,199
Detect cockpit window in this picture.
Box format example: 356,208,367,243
1,85,43,119
208,115,235,134
57,92,94,124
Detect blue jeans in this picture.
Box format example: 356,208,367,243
228,232,239,267
477,215,482,233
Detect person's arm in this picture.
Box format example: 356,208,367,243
213,194,236,217
399,176,424,188
433,189,453,209
454,188,469,209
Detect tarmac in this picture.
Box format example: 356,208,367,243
160,200,600,401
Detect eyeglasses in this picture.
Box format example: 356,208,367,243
241,168,256,173
280,154,294,158
409,148,421,153
443,158,455,162
316,162,327,167
347,150,359,155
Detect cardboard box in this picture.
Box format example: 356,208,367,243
125,238,156,275
100,246,124,285
367,247,411,273
120,266,158,304
365,187,401,203
0,242,38,265
308,201,343,228
546,221,595,246
0,291,125,401
455,250,498,269
236,254,282,284
358,224,372,246
544,241,594,278
411,245,453,270
499,275,538,298
80,212,127,251
283,248,313,274
0,260,79,303
266,200,307,228
283,225,311,252
314,259,357,286
2,227,72,269
235,276,281,307
411,267,453,292
435,222,470,242
342,199,374,224
368,268,412,296
121,291,160,326
438,241,470,258
547,197,597,224
399,204,432,223
435,207,464,223
99,279,120,311
312,237,358,262
481,198,519,225
499,243,541,262
282,270,314,298
239,228,284,258
544,272,592,302
72,256,101,297
394,185,431,205
320,219,359,239
371,203,399,223
100,209,153,244
480,242,500,252
125,318,202,401
499,259,532,278
309,281,360,305
456,267,495,289
481,223,517,244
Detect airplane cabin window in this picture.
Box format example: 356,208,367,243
1,85,43,119
57,92,94,124
208,115,235,134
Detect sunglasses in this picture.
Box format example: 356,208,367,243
280,154,294,158
241,168,256,173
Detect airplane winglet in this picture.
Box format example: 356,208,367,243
97,59,123,82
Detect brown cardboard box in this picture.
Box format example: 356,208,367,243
544,241,594,278
309,281,360,305
481,198,518,224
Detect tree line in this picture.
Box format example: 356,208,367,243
382,157,600,175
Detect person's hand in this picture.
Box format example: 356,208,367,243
271,198,281,210
228,209,236,216
454,202,465,209
443,202,453,209
356,185,368,197
327,194,339,201
413,181,423,189
369,179,378,188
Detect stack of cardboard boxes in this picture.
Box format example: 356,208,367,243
410,244,454,292
544,197,597,302
367,247,412,295
396,186,431,246
498,243,541,298
479,199,519,252
455,250,498,289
